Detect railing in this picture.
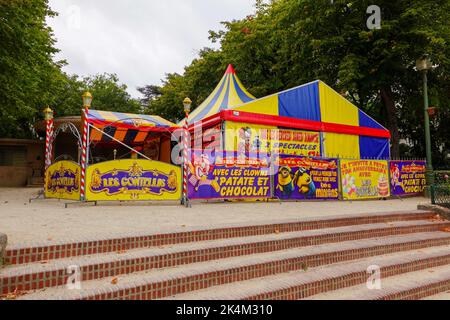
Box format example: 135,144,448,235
431,171,450,208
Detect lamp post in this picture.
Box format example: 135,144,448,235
182,97,192,207
80,91,93,201
416,55,434,196
43,106,54,171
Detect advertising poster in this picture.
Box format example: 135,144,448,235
86,159,181,201
45,161,81,200
274,156,339,200
225,122,320,157
187,151,271,199
270,129,320,157
340,160,390,200
390,161,426,196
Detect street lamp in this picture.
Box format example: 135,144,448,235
416,54,434,195
183,97,192,114
182,97,192,207
43,106,54,121
82,91,93,109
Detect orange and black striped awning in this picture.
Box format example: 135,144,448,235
86,110,178,145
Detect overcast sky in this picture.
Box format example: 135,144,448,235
47,0,255,98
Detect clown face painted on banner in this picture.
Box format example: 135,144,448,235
277,166,295,197
294,167,316,198
188,154,220,192
195,155,212,180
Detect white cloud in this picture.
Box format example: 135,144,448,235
47,0,255,98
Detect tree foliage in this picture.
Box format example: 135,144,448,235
1,0,450,167
141,0,450,167
0,0,63,138
0,1,141,138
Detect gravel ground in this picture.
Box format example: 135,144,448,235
0,188,429,245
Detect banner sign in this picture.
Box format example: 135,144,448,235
225,122,320,157
390,160,426,196
187,151,271,199
45,161,81,200
340,160,390,200
269,129,320,157
86,160,181,201
274,156,339,200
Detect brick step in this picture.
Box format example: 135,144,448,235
4,210,438,265
304,265,450,300
166,245,450,300
421,289,450,300
2,219,448,295
12,232,450,300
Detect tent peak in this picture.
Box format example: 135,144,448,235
225,64,236,74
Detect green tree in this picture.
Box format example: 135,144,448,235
0,0,65,138
81,73,141,114
0,1,142,138
147,0,450,165
143,48,225,122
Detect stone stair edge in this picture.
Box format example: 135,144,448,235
5,210,436,250
9,233,450,299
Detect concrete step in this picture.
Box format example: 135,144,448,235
304,265,450,300
165,245,450,300
11,232,450,300
2,219,448,295
4,210,438,265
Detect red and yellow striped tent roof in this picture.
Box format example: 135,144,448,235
86,109,178,145
185,64,255,125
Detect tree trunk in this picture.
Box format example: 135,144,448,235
380,87,400,159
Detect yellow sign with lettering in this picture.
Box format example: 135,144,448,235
340,160,390,200
225,122,320,157
86,160,181,201
45,161,81,200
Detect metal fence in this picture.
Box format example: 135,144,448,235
431,171,450,208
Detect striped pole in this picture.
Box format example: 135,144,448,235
43,107,54,172
80,91,92,201
44,118,53,170
183,110,189,206
182,97,192,207
80,106,89,201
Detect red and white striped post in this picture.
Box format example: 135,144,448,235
182,97,192,207
43,107,54,171
80,91,93,201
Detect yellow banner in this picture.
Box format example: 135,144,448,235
225,122,320,156
45,161,81,201
86,160,181,201
340,160,390,200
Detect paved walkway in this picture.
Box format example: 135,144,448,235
0,188,430,245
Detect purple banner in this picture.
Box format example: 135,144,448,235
274,155,339,200
390,161,426,196
187,151,271,199
89,162,178,196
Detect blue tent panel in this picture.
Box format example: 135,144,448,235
358,110,385,130
359,136,390,159
278,81,321,122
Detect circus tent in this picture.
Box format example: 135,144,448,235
188,65,391,160
185,64,255,125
